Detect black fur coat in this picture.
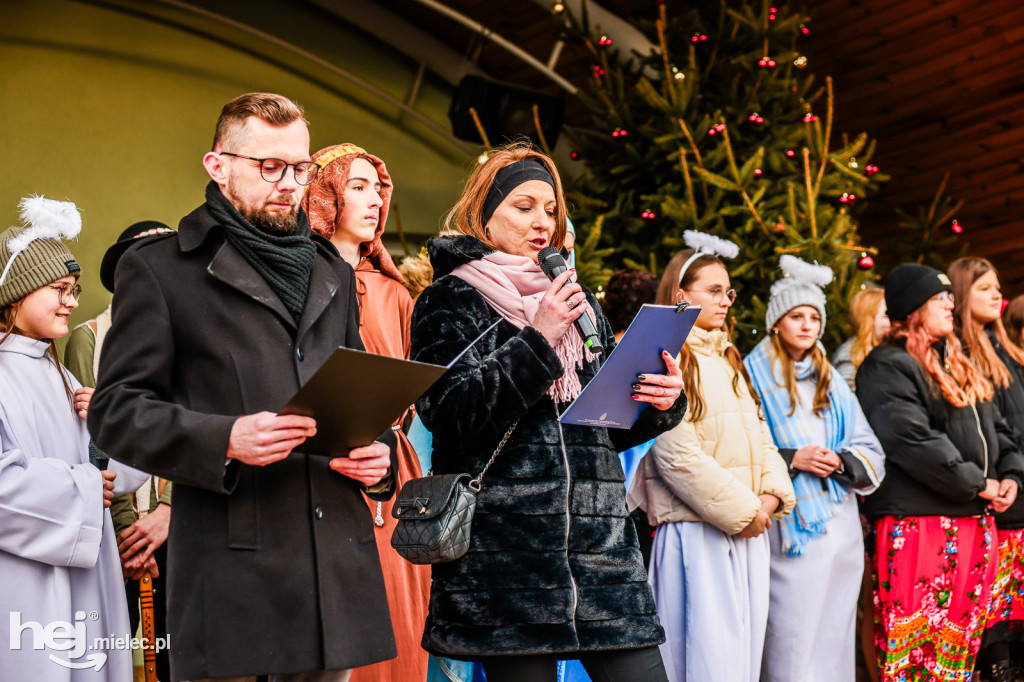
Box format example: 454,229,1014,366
410,235,686,658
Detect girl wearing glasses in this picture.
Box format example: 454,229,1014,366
855,263,1024,681
628,231,796,682
0,197,147,680
948,257,1024,681
743,256,885,682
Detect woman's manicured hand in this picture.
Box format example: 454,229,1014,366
632,351,684,411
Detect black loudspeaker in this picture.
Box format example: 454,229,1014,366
449,75,564,148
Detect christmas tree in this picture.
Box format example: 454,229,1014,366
558,0,889,351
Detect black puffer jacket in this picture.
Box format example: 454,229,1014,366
856,342,1024,520
411,235,686,658
987,328,1024,528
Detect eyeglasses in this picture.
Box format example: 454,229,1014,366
930,291,955,304
219,152,320,185
689,287,738,304
48,283,82,306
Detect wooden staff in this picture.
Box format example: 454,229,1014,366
139,571,157,682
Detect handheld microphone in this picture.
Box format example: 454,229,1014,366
538,246,604,354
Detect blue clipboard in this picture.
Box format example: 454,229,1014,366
558,303,701,429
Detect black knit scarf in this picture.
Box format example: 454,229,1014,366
205,182,316,322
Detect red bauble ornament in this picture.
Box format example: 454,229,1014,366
865,164,879,176
707,123,726,136
598,35,613,46
747,113,765,124
774,222,786,233
593,65,605,76
770,6,778,12
758,58,768,68
857,252,874,270
803,113,818,123
785,149,796,158
641,210,656,220
951,219,963,234
754,168,763,177
801,26,810,35
691,33,708,43
839,192,857,205
570,151,580,160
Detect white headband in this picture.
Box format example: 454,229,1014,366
677,230,739,286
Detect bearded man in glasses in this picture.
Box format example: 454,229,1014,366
89,92,397,682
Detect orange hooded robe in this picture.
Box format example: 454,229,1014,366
304,144,429,682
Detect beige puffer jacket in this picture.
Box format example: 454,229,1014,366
628,326,796,535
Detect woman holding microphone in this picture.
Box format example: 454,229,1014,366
410,142,685,682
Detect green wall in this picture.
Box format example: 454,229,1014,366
0,0,474,329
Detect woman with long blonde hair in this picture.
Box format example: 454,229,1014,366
628,231,796,682
949,256,1024,681
832,287,890,389
857,263,1024,681
743,256,885,682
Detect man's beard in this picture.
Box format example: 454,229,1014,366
243,203,300,234
227,185,300,234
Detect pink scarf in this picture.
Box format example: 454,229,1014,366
451,251,597,403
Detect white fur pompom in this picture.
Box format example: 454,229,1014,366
10,195,82,253
0,195,82,286
683,230,740,259
779,254,832,288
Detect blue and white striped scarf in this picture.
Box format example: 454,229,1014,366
744,337,857,556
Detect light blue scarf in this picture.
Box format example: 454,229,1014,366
744,337,857,556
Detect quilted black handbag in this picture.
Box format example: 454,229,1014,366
391,420,518,564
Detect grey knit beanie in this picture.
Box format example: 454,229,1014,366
0,196,83,308
0,227,80,307
765,255,833,337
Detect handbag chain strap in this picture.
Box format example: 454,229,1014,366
467,420,520,493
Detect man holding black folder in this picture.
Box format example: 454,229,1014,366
89,92,397,682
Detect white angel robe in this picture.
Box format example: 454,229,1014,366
0,333,148,681
760,376,885,682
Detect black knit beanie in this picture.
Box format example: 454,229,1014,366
884,263,952,321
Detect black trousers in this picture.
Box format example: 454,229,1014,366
480,646,668,682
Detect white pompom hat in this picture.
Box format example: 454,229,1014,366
765,255,833,337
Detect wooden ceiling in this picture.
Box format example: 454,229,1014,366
806,0,1024,288
378,0,1024,288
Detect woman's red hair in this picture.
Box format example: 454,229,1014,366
887,309,992,407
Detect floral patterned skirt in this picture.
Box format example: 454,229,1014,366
982,528,1024,645
873,515,997,681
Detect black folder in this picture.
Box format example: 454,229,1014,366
279,348,447,457
278,319,500,457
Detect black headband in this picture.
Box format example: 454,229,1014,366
481,159,556,227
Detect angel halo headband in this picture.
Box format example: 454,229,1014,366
677,230,740,286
